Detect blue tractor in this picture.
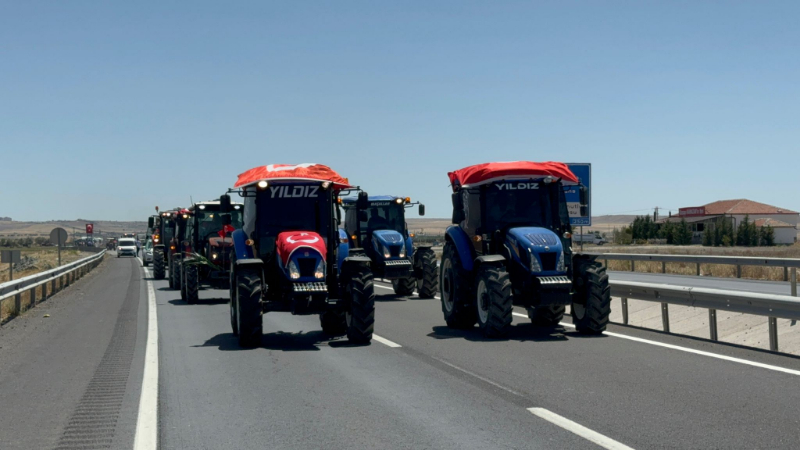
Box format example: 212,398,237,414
440,161,611,338
341,196,438,298
227,164,376,347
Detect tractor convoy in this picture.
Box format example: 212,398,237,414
138,161,610,347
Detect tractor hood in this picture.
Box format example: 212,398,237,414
506,227,566,274
372,230,405,247
276,231,327,265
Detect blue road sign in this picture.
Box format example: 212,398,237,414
564,163,591,226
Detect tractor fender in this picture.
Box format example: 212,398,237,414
340,255,371,279
234,258,263,268
445,226,475,272
232,229,254,261
474,255,506,267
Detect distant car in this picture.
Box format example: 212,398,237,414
142,239,154,266
117,238,137,258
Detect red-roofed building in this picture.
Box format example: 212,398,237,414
661,199,798,244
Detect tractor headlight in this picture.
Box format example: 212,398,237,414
288,260,300,280
556,250,565,272
211,253,219,260
398,245,406,258
383,245,391,259
529,250,542,272
314,259,325,279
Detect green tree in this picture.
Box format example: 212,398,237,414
761,225,775,246
702,227,713,246
674,219,693,245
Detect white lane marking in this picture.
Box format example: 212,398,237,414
528,408,635,450
134,268,159,450
511,312,800,377
372,334,402,348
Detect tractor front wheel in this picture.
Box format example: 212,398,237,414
475,265,512,338
416,248,439,299
235,268,262,347
440,242,475,329
392,277,416,296
528,305,566,327
185,263,199,304
572,257,611,334
345,269,375,344
320,310,347,336
153,249,166,279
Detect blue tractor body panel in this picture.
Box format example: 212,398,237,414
232,229,254,261
337,228,350,269
278,248,325,283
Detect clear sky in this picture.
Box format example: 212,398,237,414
2,1,798,221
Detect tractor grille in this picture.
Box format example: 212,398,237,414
525,233,558,246
297,258,317,277
539,252,557,271
385,259,412,267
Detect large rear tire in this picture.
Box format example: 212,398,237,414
153,249,165,279
185,263,199,305
392,277,416,296
528,305,566,327
345,269,375,344
475,265,513,338
440,241,476,329
235,268,262,347
572,258,611,334
416,248,439,299
320,310,347,336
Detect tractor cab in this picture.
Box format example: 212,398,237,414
148,209,184,280
227,163,375,347
441,161,610,337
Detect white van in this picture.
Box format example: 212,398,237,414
117,238,137,257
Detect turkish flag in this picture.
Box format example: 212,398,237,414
86,223,94,234
217,224,236,239
276,231,327,265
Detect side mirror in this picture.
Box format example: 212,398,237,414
358,211,368,222
220,194,232,212
579,186,588,206
418,204,425,216
357,191,369,210
148,217,155,229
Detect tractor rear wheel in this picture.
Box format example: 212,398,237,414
320,310,347,336
235,268,262,347
440,241,476,329
572,257,611,334
153,249,165,279
185,264,199,304
392,277,416,296
345,269,375,344
179,260,187,300
528,305,566,327
475,265,512,338
168,255,176,289
416,248,439,299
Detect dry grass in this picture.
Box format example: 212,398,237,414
599,243,800,281
0,247,83,284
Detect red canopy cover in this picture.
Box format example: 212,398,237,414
234,163,352,189
276,231,327,265
448,161,579,191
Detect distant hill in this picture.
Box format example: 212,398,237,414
0,219,146,239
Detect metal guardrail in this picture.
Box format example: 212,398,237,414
586,252,798,297
610,280,800,352
0,251,106,322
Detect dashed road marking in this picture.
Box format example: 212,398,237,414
372,334,402,348
527,407,635,450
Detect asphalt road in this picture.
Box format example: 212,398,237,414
2,255,800,449
609,270,795,295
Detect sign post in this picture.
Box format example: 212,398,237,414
1,250,21,280
50,227,68,266
565,163,592,251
